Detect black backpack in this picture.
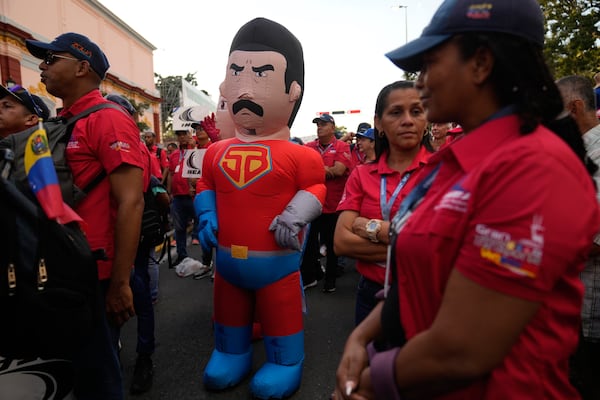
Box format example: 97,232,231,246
0,103,124,359
140,175,170,248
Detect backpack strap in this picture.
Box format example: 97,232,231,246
65,102,131,198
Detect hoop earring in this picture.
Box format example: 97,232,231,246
378,131,385,138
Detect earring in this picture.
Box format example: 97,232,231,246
378,131,385,138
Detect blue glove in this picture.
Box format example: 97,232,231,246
269,190,322,251
194,190,218,254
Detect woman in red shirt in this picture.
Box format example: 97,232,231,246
335,81,431,326
334,0,599,399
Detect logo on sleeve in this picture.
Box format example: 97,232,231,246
474,215,544,278
109,141,131,152
435,182,470,213
218,144,272,189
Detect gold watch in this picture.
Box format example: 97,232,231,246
366,219,382,243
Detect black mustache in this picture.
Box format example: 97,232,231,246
232,100,264,117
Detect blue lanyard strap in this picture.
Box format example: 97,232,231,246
390,163,441,234
384,162,441,297
380,173,411,221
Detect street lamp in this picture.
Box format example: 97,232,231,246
392,5,409,44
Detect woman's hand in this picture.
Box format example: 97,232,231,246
334,334,370,399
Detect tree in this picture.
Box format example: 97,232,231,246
540,0,600,78
155,72,206,135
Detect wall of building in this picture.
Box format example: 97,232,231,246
0,0,163,137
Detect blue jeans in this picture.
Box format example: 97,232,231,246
171,195,198,259
73,280,123,400
355,275,383,326
131,243,155,356
148,248,159,301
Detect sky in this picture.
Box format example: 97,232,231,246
98,0,444,140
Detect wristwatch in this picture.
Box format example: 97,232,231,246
366,219,382,243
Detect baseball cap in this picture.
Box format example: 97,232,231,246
312,114,335,124
385,0,545,72
191,122,204,129
356,128,375,141
105,94,135,116
26,32,110,79
0,84,50,120
357,122,371,134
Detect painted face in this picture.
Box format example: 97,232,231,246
375,87,427,151
416,38,472,125
215,95,236,139
219,50,298,136
0,96,35,138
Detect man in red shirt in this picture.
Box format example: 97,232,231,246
0,84,50,138
143,131,168,181
26,32,144,400
167,129,205,271
303,114,352,292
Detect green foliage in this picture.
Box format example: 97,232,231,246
155,72,206,135
540,0,600,79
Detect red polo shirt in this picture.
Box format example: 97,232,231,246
169,146,192,196
393,114,599,399
63,90,144,280
337,146,430,284
148,144,167,179
306,138,351,213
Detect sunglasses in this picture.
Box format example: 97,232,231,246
43,52,79,65
9,85,45,118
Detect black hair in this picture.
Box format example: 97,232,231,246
373,81,432,161
455,33,597,177
229,18,304,128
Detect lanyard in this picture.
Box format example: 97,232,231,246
318,142,333,155
380,173,411,221
384,162,442,296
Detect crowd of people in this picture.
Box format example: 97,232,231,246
1,0,600,399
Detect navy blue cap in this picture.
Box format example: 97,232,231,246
0,84,50,120
357,122,371,134
356,128,375,141
312,114,335,124
386,0,545,72
26,32,110,79
105,94,135,116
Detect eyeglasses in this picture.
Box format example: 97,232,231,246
43,52,79,65
9,85,45,118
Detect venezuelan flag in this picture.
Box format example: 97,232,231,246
24,120,82,224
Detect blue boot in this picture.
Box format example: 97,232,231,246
250,331,304,399
203,348,252,390
203,323,252,390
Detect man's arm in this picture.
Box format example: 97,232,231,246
106,164,144,326
325,160,348,179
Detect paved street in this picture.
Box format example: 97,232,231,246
120,244,359,400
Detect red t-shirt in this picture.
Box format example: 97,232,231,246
168,146,192,196
393,115,600,399
63,90,144,280
306,138,352,213
148,144,167,179
337,146,430,284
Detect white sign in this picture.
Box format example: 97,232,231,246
182,149,207,178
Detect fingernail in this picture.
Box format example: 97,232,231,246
345,381,353,396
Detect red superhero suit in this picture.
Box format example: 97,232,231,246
194,18,325,400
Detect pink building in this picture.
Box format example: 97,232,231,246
0,0,162,138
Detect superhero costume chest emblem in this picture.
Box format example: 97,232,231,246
218,144,272,189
